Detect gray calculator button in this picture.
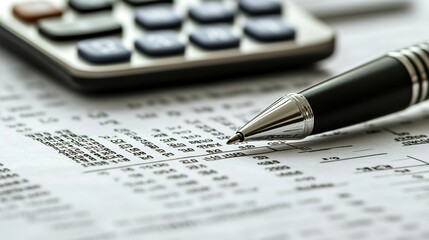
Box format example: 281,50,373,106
38,14,122,41
124,0,172,6
239,0,282,16
189,2,235,24
135,4,182,30
68,0,114,13
244,17,295,42
190,25,240,50
77,37,131,64
135,31,185,56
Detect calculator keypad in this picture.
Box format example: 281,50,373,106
2,0,335,88
77,37,131,64
16,0,298,54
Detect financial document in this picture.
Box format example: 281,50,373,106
1,3,429,240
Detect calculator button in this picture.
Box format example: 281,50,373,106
190,25,239,50
38,15,122,41
77,37,131,64
135,31,185,56
12,1,63,22
239,0,282,16
189,2,235,24
69,0,114,13
124,0,172,6
135,4,182,30
244,17,295,42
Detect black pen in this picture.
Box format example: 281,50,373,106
227,42,429,144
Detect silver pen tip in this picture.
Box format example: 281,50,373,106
226,133,243,145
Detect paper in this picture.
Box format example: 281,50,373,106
2,3,429,239
1,49,429,240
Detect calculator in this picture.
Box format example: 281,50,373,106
0,0,335,91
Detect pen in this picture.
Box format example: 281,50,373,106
226,42,429,144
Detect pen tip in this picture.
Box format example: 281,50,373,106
226,133,243,145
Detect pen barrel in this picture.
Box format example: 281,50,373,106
302,56,418,134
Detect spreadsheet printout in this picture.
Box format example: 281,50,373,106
1,2,429,239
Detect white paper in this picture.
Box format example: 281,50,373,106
1,2,429,239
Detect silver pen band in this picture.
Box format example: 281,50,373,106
286,93,314,138
387,42,429,106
